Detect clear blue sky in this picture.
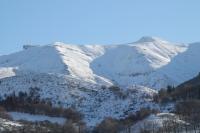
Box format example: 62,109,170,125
0,0,200,55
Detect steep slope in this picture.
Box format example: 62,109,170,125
0,37,190,89
165,73,200,101
0,43,112,85
1,36,200,126
54,43,110,84
91,37,187,88
0,40,160,126
0,45,68,74
160,42,200,85
176,72,200,89
0,70,157,126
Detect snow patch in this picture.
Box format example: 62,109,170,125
9,112,66,125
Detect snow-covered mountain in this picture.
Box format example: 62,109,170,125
0,36,192,88
0,36,200,126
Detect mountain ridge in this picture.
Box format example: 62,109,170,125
0,37,198,89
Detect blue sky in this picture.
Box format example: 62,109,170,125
0,0,200,55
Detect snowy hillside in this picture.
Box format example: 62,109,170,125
0,36,200,126
128,113,187,133
0,118,22,132
0,36,191,89
0,72,157,126
159,42,200,84
91,37,187,88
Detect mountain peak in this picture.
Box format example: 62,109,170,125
136,36,166,43
23,45,40,50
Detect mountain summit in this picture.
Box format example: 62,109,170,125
136,36,167,43
0,37,198,89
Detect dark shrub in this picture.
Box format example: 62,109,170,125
93,117,121,133
0,106,12,120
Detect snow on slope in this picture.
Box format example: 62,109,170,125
0,118,22,132
9,112,66,125
160,42,200,85
91,36,187,88
0,42,112,86
128,113,187,133
0,72,157,126
0,67,16,79
0,45,68,74
0,36,189,88
54,43,111,84
0,36,200,126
